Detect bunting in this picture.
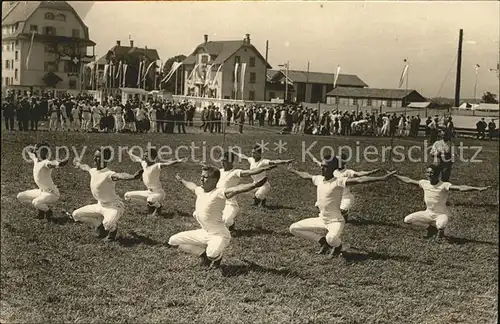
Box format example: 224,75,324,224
233,63,239,95
137,61,143,87
240,63,247,98
399,59,409,88
333,65,341,88
122,64,128,87
25,30,36,70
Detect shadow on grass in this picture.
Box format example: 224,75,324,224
221,259,303,279
347,217,402,229
451,202,498,209
341,250,410,263
445,235,497,246
174,209,193,218
47,215,74,225
117,231,162,247
263,204,295,211
231,226,290,238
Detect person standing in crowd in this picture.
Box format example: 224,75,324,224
428,129,454,182
2,99,15,131
476,118,487,140
176,105,186,134
488,119,497,141
71,102,81,132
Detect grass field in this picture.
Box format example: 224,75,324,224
1,128,498,323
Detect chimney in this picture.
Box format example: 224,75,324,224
204,34,208,44
245,34,250,44
130,39,134,47
116,40,121,46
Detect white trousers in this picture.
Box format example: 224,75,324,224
72,201,124,232
93,116,101,129
60,117,68,131
254,182,271,200
124,189,165,208
168,229,230,260
17,188,59,212
289,217,345,248
114,115,123,132
49,117,58,131
404,210,449,229
222,203,240,227
149,119,157,133
72,118,80,131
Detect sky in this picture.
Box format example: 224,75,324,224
70,0,499,99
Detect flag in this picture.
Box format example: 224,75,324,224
103,64,109,83
210,64,224,88
233,63,239,94
240,63,247,97
333,65,341,88
25,31,36,70
137,61,143,87
122,64,128,87
204,64,214,87
115,61,122,79
399,59,409,88
142,61,156,81
185,63,198,85
162,62,183,84
475,64,480,75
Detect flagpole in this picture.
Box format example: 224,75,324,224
474,65,478,103
405,61,409,117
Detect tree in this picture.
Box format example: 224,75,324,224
481,92,499,104
160,54,186,93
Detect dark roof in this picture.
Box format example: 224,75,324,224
268,69,368,87
97,45,160,63
326,87,423,99
266,82,295,92
2,1,91,40
183,40,272,68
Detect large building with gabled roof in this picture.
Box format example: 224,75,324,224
267,69,368,103
2,1,95,93
182,34,271,101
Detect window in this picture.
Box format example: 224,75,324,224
69,80,76,89
249,72,256,83
249,56,256,67
15,51,18,61
353,98,358,105
44,61,57,72
45,12,55,20
44,44,54,53
367,99,372,107
44,27,56,35
387,100,393,108
10,60,13,68
249,90,255,101
56,14,66,21
72,29,80,38
15,40,18,47
14,69,18,80
235,56,241,64
30,25,38,33
5,77,9,86
64,61,70,73
5,60,10,69
201,55,208,64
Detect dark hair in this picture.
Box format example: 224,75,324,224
321,155,340,169
36,142,50,157
98,147,112,161
427,164,440,174
149,147,158,160
223,152,236,162
252,145,262,154
202,165,221,181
